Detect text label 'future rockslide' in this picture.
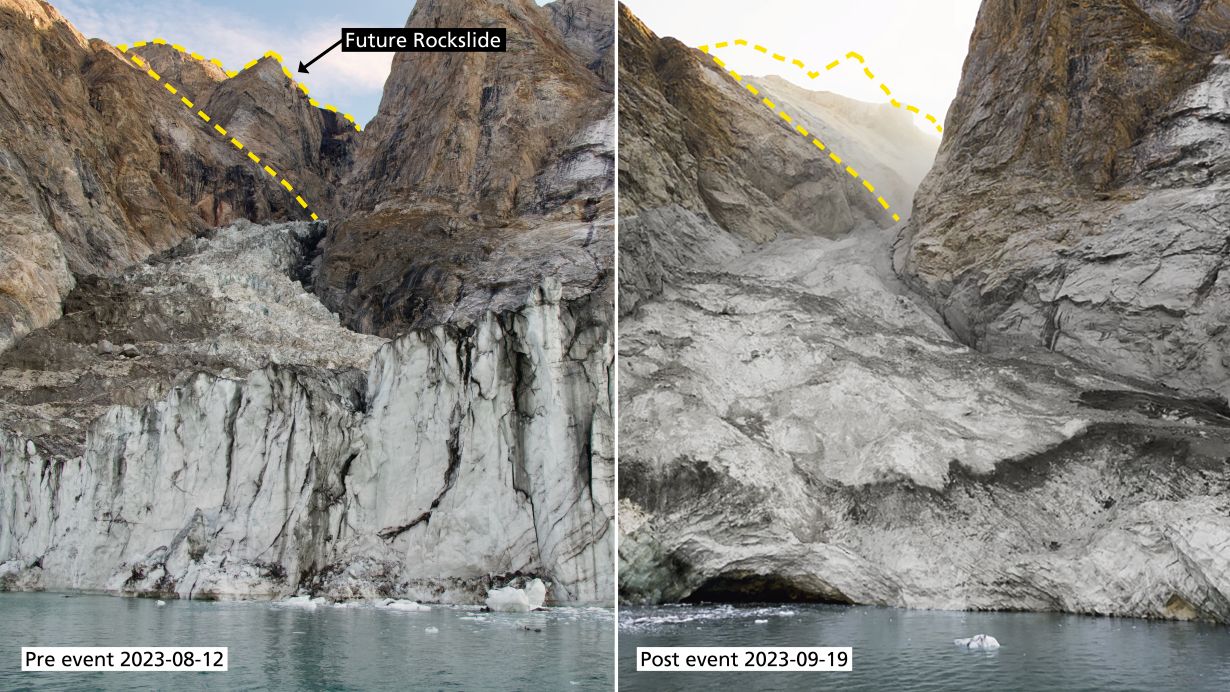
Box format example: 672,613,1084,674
342,28,506,52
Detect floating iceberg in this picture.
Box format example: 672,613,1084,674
155,600,166,607
954,634,1000,649
277,595,319,610
377,599,431,612
485,578,547,612
425,626,439,634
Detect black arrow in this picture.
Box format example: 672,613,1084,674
298,38,342,73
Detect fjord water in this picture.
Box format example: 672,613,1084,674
0,593,612,690
620,604,1230,691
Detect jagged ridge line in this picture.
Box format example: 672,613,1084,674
116,38,362,132
120,49,320,222
705,52,901,223
702,40,944,134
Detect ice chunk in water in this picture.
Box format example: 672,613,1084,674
954,634,1000,649
486,578,548,612
378,599,431,612
278,595,318,610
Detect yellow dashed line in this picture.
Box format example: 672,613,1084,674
125,37,366,133
829,152,843,164
845,166,859,178
745,84,759,96
730,71,742,81
812,138,826,151
123,44,322,223
863,180,875,192
709,40,946,134
778,111,793,123
892,213,901,222
795,124,809,136
761,97,775,109
324,104,338,113
877,196,890,209
713,56,726,68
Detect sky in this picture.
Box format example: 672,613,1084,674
56,0,553,126
622,0,983,136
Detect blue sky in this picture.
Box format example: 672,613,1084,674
57,0,551,125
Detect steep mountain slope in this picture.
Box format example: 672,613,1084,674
895,0,1230,400
0,0,614,604
616,7,932,315
0,0,352,352
617,2,1230,622
319,0,614,335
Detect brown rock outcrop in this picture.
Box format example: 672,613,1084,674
0,0,354,352
895,0,1230,399
317,0,614,335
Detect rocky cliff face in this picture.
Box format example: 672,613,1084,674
0,0,352,353
318,0,614,336
617,2,1230,622
1,0,614,604
895,0,1230,400
616,7,935,314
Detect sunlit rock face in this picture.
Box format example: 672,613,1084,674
617,1,1230,622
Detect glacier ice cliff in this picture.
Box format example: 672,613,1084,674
0,222,613,604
